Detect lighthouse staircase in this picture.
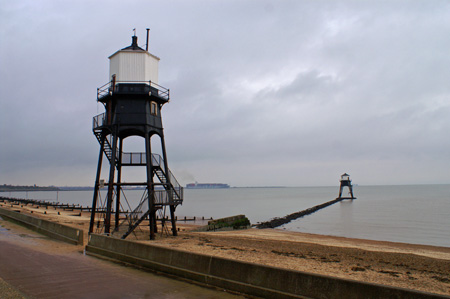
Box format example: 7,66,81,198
92,115,183,237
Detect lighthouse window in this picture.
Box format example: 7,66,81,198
151,102,157,115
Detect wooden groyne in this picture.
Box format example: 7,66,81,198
0,197,212,221
256,197,354,229
0,196,126,213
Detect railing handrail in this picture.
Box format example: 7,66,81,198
97,80,169,100
92,113,106,130
129,189,183,219
150,153,183,192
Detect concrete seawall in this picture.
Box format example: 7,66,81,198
86,234,447,299
0,207,83,245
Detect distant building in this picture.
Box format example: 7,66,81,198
186,183,230,189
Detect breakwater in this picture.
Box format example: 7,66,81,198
0,197,211,222
0,196,108,213
256,197,348,229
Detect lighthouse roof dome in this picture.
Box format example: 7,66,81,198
108,36,160,60
121,36,145,51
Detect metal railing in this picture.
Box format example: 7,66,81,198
122,152,146,165
151,153,183,199
128,189,182,222
97,80,170,100
151,153,163,168
92,113,106,130
97,81,112,99
168,170,183,200
154,189,183,205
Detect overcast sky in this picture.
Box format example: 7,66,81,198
1,0,449,187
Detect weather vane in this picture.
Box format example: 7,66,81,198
133,28,136,36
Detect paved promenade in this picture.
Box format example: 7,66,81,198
0,217,244,299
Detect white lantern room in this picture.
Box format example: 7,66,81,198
108,36,160,84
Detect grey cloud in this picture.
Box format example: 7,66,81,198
1,1,449,186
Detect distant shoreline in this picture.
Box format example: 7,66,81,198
1,184,448,193
0,185,60,192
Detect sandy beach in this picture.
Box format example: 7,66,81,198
1,201,449,296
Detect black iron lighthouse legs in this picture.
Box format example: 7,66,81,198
105,133,118,235
145,132,156,240
160,135,178,236
114,138,123,232
89,133,106,234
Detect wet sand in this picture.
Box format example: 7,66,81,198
152,227,450,295
1,202,450,296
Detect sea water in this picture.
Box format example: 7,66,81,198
3,184,449,247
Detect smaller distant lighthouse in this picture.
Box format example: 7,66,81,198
337,173,356,199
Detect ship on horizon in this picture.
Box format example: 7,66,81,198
186,182,230,189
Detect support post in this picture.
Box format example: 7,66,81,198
348,185,355,199
105,132,118,235
160,135,178,236
153,210,158,234
89,133,106,234
115,138,123,231
145,131,155,240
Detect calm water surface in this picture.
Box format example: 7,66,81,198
3,184,449,247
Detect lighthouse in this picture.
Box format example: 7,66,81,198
337,173,356,200
89,32,183,240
